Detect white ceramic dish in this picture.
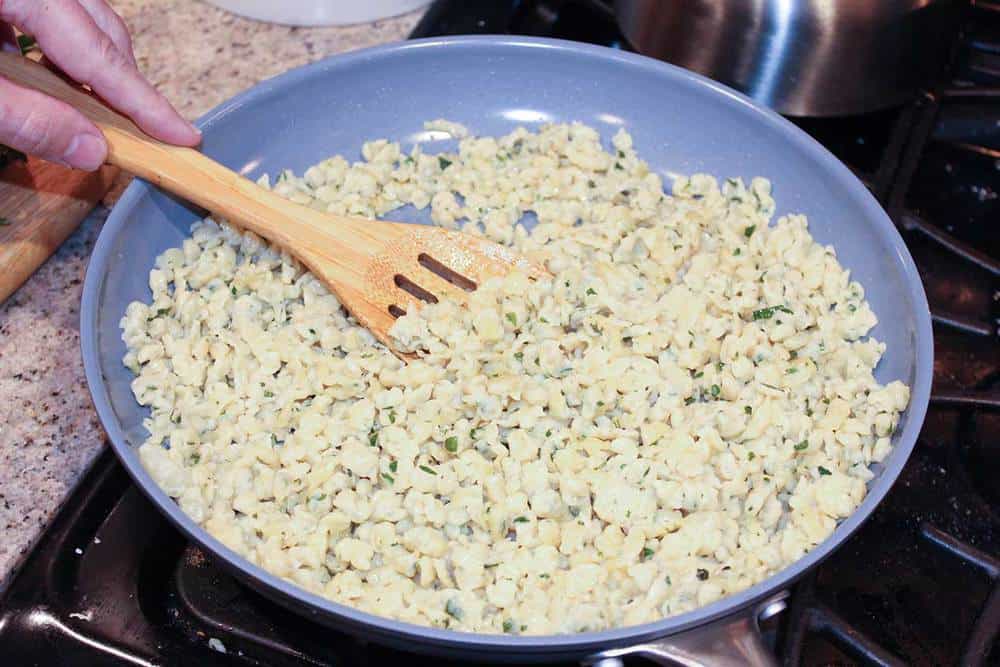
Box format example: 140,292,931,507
202,0,429,26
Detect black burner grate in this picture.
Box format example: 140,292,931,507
2,1,998,665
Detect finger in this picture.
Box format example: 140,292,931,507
75,0,136,66
1,0,200,147
0,76,107,170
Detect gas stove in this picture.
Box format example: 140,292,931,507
2,1,999,664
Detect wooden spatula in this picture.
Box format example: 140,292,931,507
0,52,545,353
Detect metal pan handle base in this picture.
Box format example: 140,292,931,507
584,592,788,667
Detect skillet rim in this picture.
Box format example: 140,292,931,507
80,35,934,656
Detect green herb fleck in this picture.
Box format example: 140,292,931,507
545,429,553,438
744,225,756,238
733,248,741,256
389,460,398,473
794,440,809,451
445,436,459,452
641,547,654,561
230,286,237,296
693,371,704,379
786,367,798,374
503,619,515,633
438,156,452,170
684,396,697,406
710,384,721,397
717,362,725,371
514,352,524,361
744,405,753,415
848,304,857,312
697,568,709,581
189,453,200,464
818,466,832,476
16,34,36,53
748,451,756,461
506,312,517,326
752,305,793,321
470,428,480,440
585,287,597,296
381,473,395,484
419,464,437,475
513,516,529,523
614,162,624,170
389,410,396,424
369,431,378,447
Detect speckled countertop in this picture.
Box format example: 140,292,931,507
0,0,423,589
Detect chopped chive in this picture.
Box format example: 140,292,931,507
744,406,752,415
744,225,756,238
693,371,704,378
389,460,398,472
381,473,395,484
585,287,597,296
513,516,529,523
506,312,517,326
684,396,697,405
389,410,396,424
470,428,480,440
641,547,654,561
419,464,437,475
16,35,36,52
445,436,458,452
503,619,514,633
794,440,808,451
752,305,794,321
514,352,524,361
786,367,798,374
438,156,452,170
818,465,832,476
369,431,378,447
748,451,756,461
710,384,721,397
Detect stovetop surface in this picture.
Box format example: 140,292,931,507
3,1,1000,665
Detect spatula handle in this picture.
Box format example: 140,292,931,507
0,52,366,253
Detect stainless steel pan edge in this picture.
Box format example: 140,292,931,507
80,36,934,663
615,0,960,116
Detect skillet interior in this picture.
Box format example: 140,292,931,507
81,36,933,660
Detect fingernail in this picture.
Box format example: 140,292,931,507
63,133,107,171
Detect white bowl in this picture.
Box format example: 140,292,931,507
202,0,430,26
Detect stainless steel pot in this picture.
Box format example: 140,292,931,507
615,0,959,116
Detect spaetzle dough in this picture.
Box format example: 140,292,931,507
121,122,909,634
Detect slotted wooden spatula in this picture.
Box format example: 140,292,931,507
0,52,544,353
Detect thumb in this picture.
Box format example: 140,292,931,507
0,75,107,170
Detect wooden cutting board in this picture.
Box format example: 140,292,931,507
0,157,117,304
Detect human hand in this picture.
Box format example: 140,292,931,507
0,0,201,171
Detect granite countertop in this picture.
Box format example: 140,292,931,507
0,0,423,589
